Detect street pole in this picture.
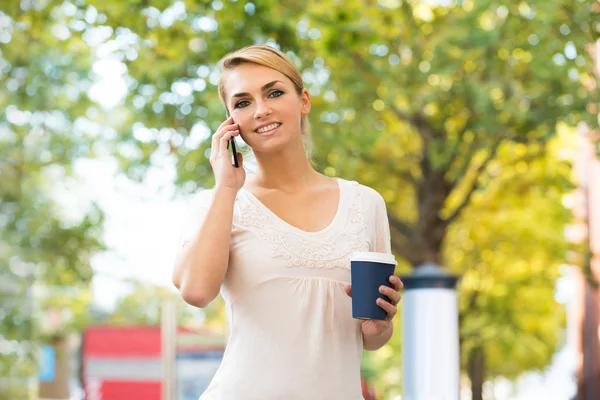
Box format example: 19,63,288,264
161,298,177,400
401,263,460,400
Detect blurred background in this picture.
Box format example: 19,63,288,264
1,0,600,399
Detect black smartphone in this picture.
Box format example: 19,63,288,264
225,110,239,168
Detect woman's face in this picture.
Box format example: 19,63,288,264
223,63,310,153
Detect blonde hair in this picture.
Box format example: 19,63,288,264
217,45,313,156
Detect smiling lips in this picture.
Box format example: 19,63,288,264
255,123,281,134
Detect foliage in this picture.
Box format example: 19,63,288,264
0,3,106,397
363,126,576,398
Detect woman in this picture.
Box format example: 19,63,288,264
172,45,403,400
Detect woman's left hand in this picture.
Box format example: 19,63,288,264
344,275,404,337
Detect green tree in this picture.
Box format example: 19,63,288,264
0,164,105,399
361,126,576,398
1,3,106,398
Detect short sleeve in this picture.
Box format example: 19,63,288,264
373,193,392,254
178,189,214,248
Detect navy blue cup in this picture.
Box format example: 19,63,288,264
350,252,398,320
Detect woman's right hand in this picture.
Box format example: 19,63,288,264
210,116,246,191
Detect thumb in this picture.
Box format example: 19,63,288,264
344,284,352,298
236,152,243,167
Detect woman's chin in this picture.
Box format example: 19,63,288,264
249,138,296,155
245,129,305,155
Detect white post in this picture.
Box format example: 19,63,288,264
161,298,177,400
401,263,460,400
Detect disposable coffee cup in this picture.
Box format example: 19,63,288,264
350,251,398,320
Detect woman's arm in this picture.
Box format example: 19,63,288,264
172,186,237,308
360,188,402,351
363,322,393,351
359,274,403,351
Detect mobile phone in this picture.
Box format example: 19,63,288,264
225,110,239,168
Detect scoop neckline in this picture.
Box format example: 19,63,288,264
240,178,346,236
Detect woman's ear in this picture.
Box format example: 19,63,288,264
300,88,311,115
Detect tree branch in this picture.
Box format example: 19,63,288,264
444,81,484,182
388,213,414,239
348,50,446,171
348,52,421,131
449,134,481,187
399,1,422,43
390,233,417,265
339,145,419,187
443,126,468,173
445,139,502,224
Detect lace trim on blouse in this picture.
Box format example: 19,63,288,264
239,181,370,269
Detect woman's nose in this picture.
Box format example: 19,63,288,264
253,101,272,119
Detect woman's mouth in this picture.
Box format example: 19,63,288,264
255,123,282,135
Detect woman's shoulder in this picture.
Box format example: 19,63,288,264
187,187,215,209
338,178,385,206
188,186,249,211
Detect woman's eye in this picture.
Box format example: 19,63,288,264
235,91,283,108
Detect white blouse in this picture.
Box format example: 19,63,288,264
179,178,392,400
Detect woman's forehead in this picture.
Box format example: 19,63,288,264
224,64,291,96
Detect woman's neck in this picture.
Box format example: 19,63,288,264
250,142,323,193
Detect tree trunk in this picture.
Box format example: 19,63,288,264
394,168,451,267
468,346,485,400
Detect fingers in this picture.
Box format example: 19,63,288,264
389,275,404,291
219,129,239,153
379,284,401,306
211,119,233,150
344,284,352,298
215,115,234,132
218,122,239,151
376,297,397,321
378,277,403,321
210,121,239,161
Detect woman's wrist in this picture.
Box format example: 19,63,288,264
214,184,239,198
362,321,394,351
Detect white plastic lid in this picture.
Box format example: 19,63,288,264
350,251,397,266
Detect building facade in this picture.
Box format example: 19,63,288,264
573,124,600,399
